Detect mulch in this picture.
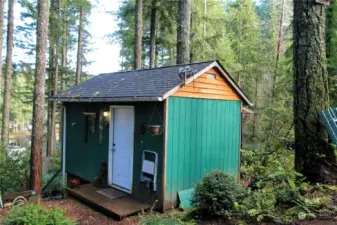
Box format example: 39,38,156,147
42,198,140,225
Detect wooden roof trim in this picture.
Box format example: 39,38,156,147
161,62,215,100
162,61,253,106
213,61,253,106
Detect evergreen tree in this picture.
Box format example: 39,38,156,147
149,0,157,68
293,0,336,182
176,0,191,64
134,0,143,69
31,0,49,194
0,0,5,98
1,0,15,145
326,0,337,105
47,0,61,156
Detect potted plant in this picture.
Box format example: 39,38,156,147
148,125,162,135
70,178,80,188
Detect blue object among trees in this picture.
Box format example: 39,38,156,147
319,108,337,145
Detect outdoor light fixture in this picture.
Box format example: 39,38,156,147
104,111,110,128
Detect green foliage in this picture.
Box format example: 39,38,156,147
234,189,278,222
50,146,62,171
193,170,246,216
43,147,64,196
233,146,337,224
42,172,64,196
3,203,75,225
140,214,191,225
326,1,337,105
139,208,195,225
0,148,31,193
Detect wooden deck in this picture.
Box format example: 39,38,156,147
67,184,151,220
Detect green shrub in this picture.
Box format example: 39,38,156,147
42,172,64,196
234,189,277,222
140,214,191,225
193,170,246,216
50,147,61,171
43,147,65,196
0,148,30,193
274,181,300,204
3,203,75,225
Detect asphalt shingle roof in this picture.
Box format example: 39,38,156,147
51,60,215,102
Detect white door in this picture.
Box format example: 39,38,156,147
110,107,134,192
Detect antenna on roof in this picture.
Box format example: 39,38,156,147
179,66,193,86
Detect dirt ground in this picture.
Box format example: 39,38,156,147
42,198,140,225
295,220,337,225
0,197,140,225
1,198,337,225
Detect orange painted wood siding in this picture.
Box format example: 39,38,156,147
172,68,240,101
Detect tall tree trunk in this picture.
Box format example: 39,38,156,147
149,0,156,68
190,9,194,63
203,0,207,37
1,0,14,145
176,0,191,64
0,0,5,99
275,0,285,69
31,0,49,194
134,0,143,69
75,7,84,84
271,0,285,102
61,5,67,91
47,0,60,156
293,0,336,182
252,76,259,138
155,42,159,67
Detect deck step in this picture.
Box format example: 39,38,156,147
67,184,151,220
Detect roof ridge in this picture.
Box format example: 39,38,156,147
99,60,216,75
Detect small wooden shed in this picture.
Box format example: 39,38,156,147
51,60,252,213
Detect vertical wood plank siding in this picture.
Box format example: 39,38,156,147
165,97,241,207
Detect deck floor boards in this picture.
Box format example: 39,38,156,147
67,184,151,220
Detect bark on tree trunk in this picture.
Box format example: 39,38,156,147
1,0,14,145
275,0,285,69
61,6,67,91
149,0,156,68
0,0,5,100
252,76,259,138
47,0,60,156
203,0,207,37
190,10,194,63
176,0,191,64
134,0,143,69
293,0,336,182
75,7,84,84
272,0,285,101
31,0,49,194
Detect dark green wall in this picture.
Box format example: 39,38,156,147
65,102,164,207
65,103,109,182
165,97,241,208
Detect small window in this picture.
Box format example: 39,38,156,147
207,73,216,79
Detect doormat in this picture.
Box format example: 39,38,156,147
96,188,127,200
